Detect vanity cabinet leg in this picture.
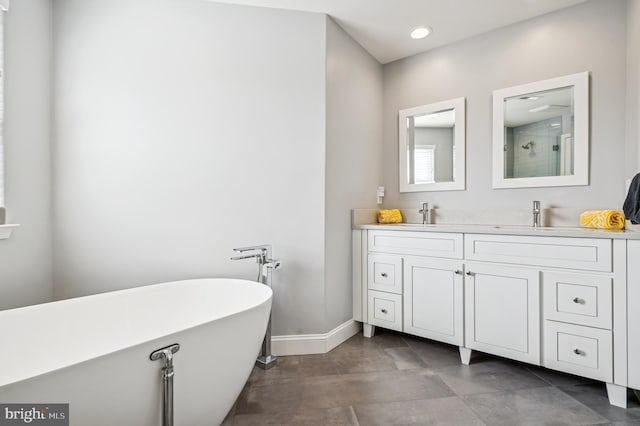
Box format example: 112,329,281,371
606,383,628,408
634,389,640,404
459,347,472,365
363,323,375,338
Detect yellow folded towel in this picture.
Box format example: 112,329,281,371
377,209,403,224
579,210,625,230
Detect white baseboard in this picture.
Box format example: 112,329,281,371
271,320,362,356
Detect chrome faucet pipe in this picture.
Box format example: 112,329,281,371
533,200,541,228
419,202,430,225
150,344,180,426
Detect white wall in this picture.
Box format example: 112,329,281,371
0,0,53,310
383,0,628,210
628,0,640,176
324,17,382,330
52,0,329,335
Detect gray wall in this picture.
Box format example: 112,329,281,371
325,17,382,330
0,0,53,310
383,0,628,210
628,0,640,176
52,0,329,335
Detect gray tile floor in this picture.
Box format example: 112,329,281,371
222,329,640,425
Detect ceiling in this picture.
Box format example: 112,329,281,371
210,0,589,64
505,87,573,127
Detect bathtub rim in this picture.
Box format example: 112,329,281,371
1,278,272,388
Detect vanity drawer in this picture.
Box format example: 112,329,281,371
543,272,612,329
544,321,612,382
464,234,612,272
368,230,463,259
368,290,402,332
368,254,402,294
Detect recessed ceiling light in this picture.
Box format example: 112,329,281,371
410,27,432,40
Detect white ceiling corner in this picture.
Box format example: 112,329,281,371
208,0,589,64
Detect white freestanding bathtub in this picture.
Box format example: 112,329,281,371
0,278,272,425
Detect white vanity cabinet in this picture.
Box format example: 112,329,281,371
360,230,464,343
353,226,635,407
463,233,614,373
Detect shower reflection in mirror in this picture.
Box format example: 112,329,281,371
492,72,588,189
503,85,574,179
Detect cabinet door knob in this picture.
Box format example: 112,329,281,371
573,297,583,304
454,270,462,275
465,271,473,276
381,308,388,314
381,272,388,277
573,349,584,356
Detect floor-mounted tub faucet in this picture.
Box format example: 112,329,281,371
419,202,430,225
232,244,281,369
533,200,541,228
150,343,181,426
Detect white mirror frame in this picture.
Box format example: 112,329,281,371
399,97,466,192
492,72,589,189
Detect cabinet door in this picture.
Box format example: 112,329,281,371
404,257,464,346
465,263,540,365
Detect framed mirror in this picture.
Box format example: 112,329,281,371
399,97,466,192
492,72,589,189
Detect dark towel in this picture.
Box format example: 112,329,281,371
623,173,640,224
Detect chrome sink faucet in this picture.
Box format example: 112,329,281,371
419,202,430,225
533,201,541,228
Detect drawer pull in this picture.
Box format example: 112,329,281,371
381,308,388,314
454,269,462,275
573,297,584,304
381,272,388,277
465,271,473,276
573,348,584,356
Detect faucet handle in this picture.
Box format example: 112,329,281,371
233,244,271,254
419,202,429,213
231,253,261,261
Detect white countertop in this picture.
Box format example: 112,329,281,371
354,223,640,240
